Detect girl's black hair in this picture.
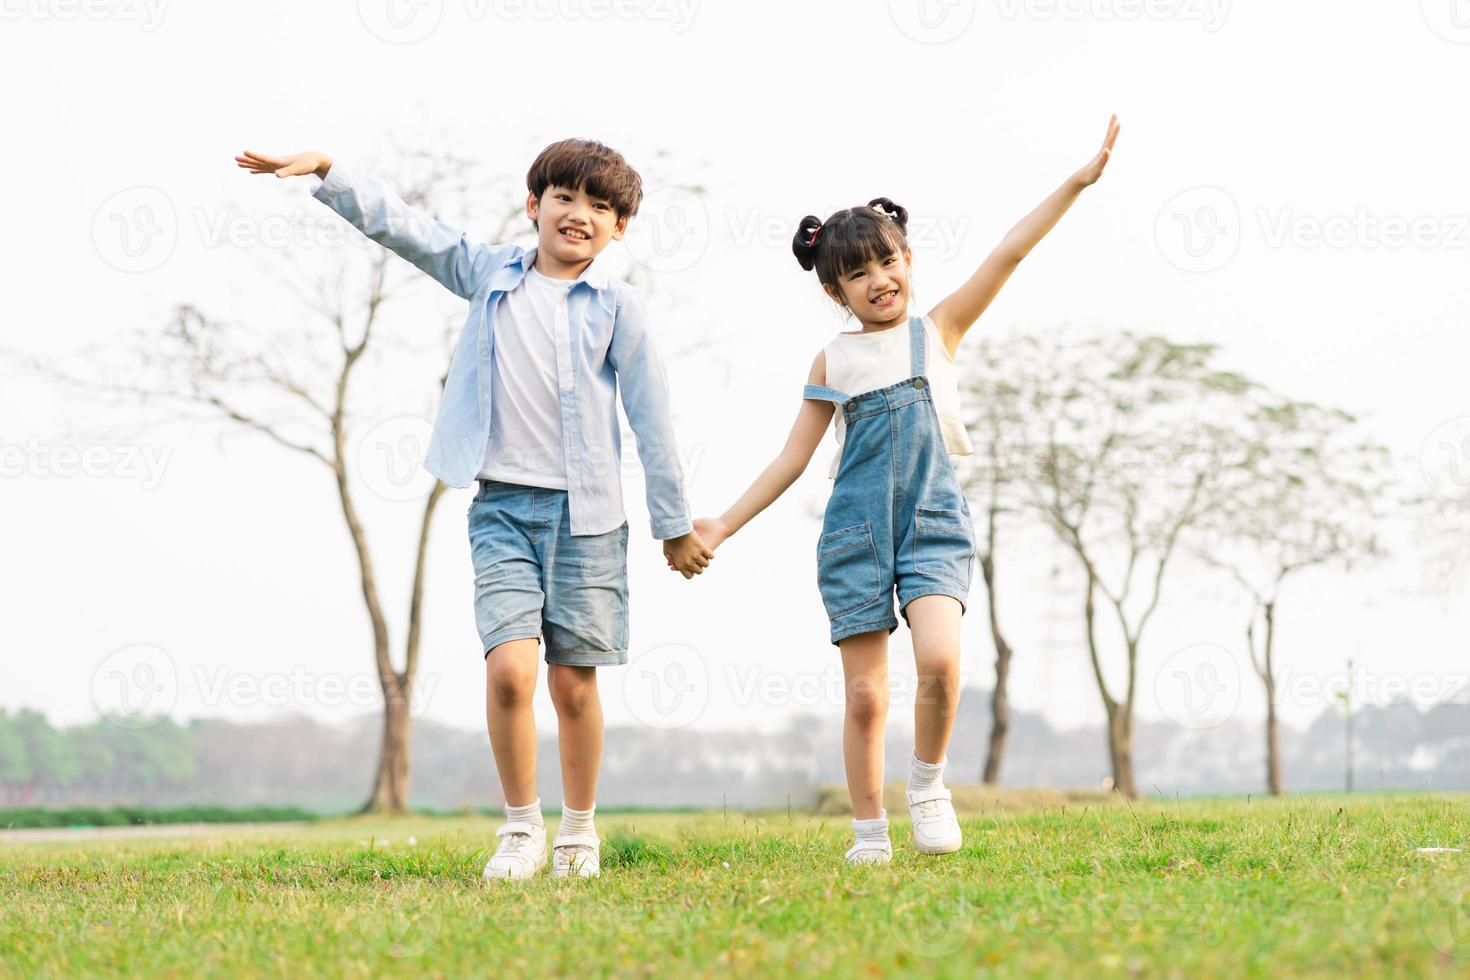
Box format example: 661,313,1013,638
792,198,910,297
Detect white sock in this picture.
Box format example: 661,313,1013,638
505,798,544,828
852,809,890,844
909,752,945,792
558,804,596,839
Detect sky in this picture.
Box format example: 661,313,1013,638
2,0,1468,756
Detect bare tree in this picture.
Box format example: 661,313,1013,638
1202,398,1388,795
1010,331,1254,797
33,149,528,813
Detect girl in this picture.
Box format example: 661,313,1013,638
691,116,1120,863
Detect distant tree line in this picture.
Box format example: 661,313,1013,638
5,697,1466,813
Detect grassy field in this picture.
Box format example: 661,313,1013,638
2,795,1469,978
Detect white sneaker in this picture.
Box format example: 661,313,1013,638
482,821,547,880
844,836,893,865
907,786,962,854
551,834,601,878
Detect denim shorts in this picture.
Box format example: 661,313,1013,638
466,480,629,666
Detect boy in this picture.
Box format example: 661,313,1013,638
236,140,712,879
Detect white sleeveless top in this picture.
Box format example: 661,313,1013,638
821,315,974,478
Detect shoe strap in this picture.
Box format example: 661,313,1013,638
907,785,953,806
552,834,600,849
497,821,539,839
845,839,891,860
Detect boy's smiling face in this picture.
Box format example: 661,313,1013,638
526,184,627,277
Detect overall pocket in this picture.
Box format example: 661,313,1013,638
816,523,883,618
914,506,976,588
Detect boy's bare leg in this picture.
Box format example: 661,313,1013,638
547,663,603,811
485,638,540,806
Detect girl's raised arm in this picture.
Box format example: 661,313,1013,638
928,114,1119,357
689,353,835,554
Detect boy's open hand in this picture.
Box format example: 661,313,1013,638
235,150,333,180
1073,115,1120,187
663,531,714,580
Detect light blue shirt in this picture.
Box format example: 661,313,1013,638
308,165,692,539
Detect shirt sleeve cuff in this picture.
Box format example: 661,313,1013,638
308,163,352,201
653,517,693,540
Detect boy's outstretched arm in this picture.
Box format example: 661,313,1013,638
606,291,712,579
927,114,1120,356
691,353,834,554
236,149,507,301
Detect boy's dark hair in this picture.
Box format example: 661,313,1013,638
792,198,910,295
526,138,643,222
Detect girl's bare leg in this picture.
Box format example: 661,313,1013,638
839,630,891,819
905,595,964,764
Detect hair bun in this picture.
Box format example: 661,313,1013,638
868,197,909,231
792,214,823,271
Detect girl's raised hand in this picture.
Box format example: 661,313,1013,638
235,149,333,180
1074,115,1120,187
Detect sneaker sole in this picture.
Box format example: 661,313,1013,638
913,837,963,855
481,868,542,881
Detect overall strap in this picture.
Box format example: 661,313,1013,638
908,316,926,377
803,384,851,405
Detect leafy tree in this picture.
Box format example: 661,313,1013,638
13,709,81,802
1011,331,1254,797
1200,398,1388,794
0,711,31,804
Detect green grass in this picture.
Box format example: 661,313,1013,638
2,796,1469,978
0,805,318,829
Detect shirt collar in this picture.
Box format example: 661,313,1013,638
519,245,611,292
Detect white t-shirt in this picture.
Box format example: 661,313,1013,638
822,315,974,478
478,266,576,489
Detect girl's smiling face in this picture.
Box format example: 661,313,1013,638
826,247,913,328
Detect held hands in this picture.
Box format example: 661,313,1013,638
235,149,333,180
663,530,715,580
691,516,732,552
1073,115,1120,188
663,517,732,577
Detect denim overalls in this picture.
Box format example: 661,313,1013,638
804,317,977,645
